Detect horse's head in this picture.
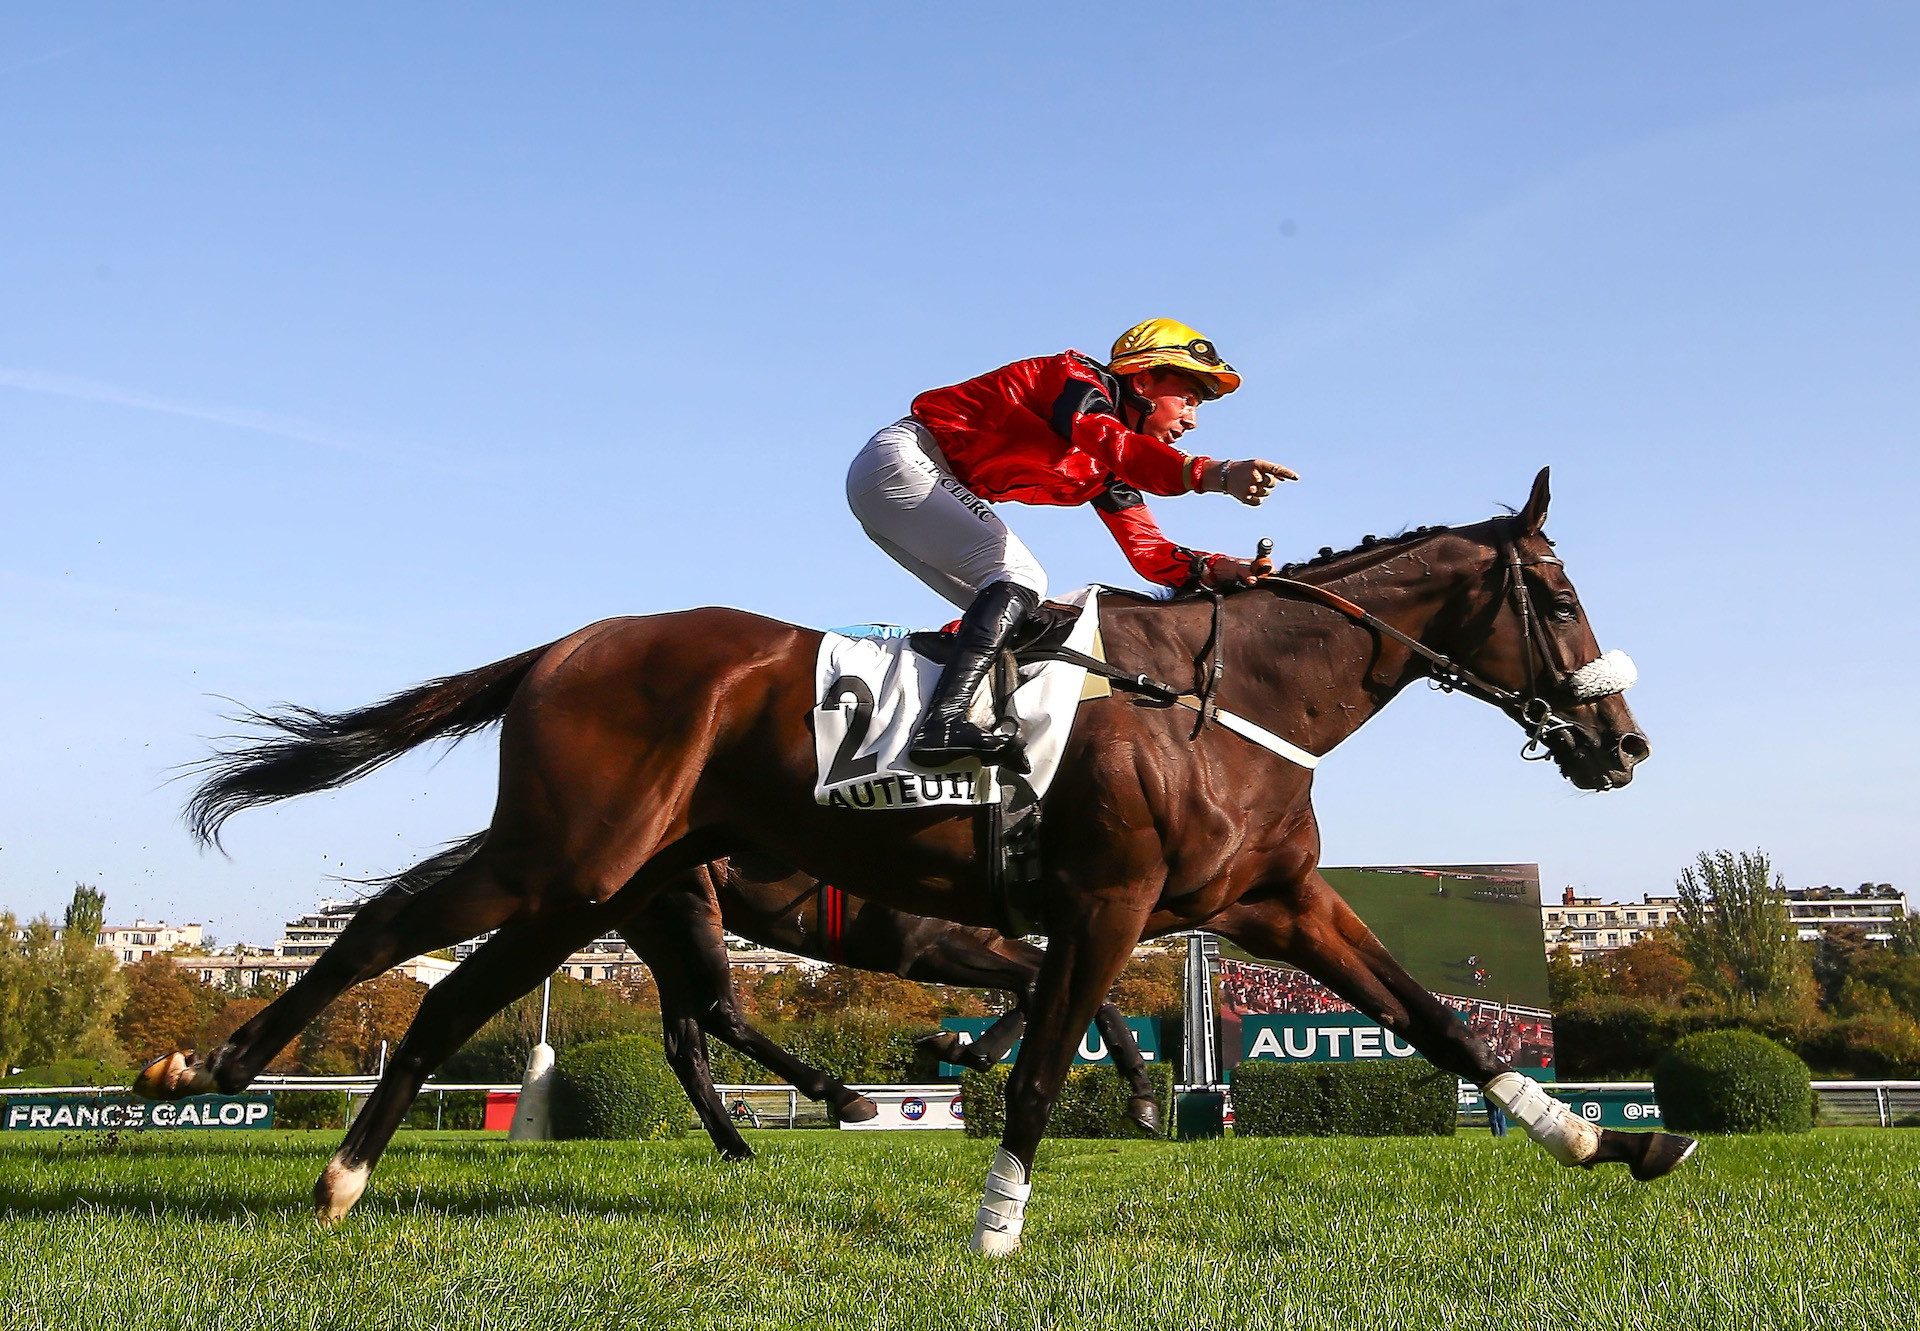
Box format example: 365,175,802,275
1454,469,1649,791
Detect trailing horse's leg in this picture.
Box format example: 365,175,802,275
134,849,516,1099
621,883,758,1159
944,1002,1154,1132
1092,1003,1160,1134
893,930,1156,1130
974,902,1150,1256
621,888,874,1156
314,904,607,1225
926,1009,1025,1071
657,1002,754,1161
895,932,1035,1072
1217,882,1695,1182
641,876,878,1124
690,1017,879,1124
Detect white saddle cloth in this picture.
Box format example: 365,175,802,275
812,590,1101,810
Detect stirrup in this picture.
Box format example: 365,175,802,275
909,720,1029,773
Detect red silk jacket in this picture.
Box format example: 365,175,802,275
910,351,1219,587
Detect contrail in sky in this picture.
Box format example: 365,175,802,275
0,365,398,460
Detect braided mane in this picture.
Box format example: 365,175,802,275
1099,523,1466,606
1272,525,1452,578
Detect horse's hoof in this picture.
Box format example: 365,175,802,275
313,1157,369,1228
1630,1132,1698,1182
719,1145,756,1163
971,1225,1022,1257
132,1051,205,1101
837,1095,880,1124
1127,1096,1160,1136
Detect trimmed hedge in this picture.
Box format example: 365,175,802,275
959,1062,1176,1139
1653,1029,1813,1134
705,1009,928,1086
1230,1059,1457,1137
402,1089,486,1130
552,1034,686,1141
1554,997,1920,1079
275,1089,351,1129
3,1059,132,1088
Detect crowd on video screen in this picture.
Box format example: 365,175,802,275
1216,957,1553,1069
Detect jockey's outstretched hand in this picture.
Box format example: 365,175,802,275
1201,551,1276,589
1219,459,1298,506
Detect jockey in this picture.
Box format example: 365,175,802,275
846,317,1296,770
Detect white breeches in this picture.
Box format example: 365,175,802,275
847,419,1049,611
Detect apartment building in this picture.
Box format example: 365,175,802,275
1544,883,1910,960
98,919,205,965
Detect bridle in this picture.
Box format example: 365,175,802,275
1045,521,1636,776
1494,533,1590,760
1262,519,1634,764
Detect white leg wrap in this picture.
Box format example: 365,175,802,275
971,1148,1032,1256
1484,1072,1599,1167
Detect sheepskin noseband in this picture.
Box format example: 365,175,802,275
1567,649,1637,700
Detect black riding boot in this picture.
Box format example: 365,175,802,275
908,580,1040,768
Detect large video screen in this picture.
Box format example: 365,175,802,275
1217,863,1554,1078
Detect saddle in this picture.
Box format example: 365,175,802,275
815,597,1106,938
916,599,1114,935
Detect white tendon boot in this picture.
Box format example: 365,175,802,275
971,1148,1032,1256
1484,1072,1599,1166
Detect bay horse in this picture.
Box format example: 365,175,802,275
624,857,1162,1153
158,470,1691,1252
213,836,1160,1156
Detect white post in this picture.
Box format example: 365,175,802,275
1182,932,1219,1087
509,976,555,1141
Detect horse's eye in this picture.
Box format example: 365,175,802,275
1552,600,1579,623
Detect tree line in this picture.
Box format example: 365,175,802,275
2,883,1185,1083
1551,850,1920,1078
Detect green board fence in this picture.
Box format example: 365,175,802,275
1,1093,275,1131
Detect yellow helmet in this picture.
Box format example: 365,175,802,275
1108,317,1241,399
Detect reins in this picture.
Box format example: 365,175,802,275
1259,520,1591,761
1026,520,1605,771
1028,593,1323,770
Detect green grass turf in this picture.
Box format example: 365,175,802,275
2,1129,1915,1330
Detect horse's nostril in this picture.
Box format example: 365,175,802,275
1617,732,1651,766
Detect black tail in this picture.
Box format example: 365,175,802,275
185,644,552,848
354,831,489,898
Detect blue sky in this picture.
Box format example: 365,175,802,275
4,3,1917,943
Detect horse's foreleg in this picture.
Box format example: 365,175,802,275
1218,882,1695,1182
926,1009,1026,1071
314,904,606,1226
975,901,1149,1256
898,932,1036,1072
134,854,519,1100
897,932,1155,1128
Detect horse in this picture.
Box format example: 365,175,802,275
622,857,1163,1153
153,836,1160,1157
156,469,1690,1252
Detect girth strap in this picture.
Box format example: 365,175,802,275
1019,642,1322,771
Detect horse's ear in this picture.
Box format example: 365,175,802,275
1518,467,1551,535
